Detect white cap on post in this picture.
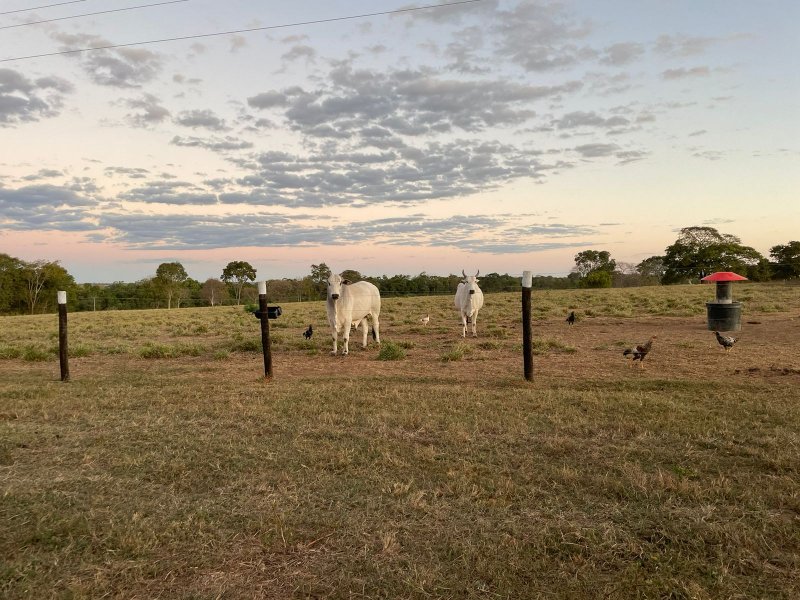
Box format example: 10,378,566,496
522,271,533,288
57,291,67,304
258,281,267,296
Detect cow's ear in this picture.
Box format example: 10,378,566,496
342,279,351,285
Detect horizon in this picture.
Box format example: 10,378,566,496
2,1,798,283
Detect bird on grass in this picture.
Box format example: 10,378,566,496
566,311,576,325
302,325,313,339
714,331,737,353
420,314,430,326
623,335,657,368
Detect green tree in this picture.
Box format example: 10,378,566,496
662,227,764,284
0,253,24,313
770,241,800,279
200,278,229,306
155,262,189,309
573,250,616,278
636,256,666,282
309,263,332,296
581,270,613,288
221,261,257,305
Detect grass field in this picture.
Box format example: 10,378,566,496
1,283,799,599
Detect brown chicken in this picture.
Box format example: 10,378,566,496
623,335,656,368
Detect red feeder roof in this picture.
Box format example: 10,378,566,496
701,271,748,282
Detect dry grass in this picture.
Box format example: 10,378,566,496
1,283,799,599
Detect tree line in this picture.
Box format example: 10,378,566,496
2,227,798,314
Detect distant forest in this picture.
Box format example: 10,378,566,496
2,227,798,314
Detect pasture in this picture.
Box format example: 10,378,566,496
1,283,799,599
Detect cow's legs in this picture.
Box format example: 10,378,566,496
342,326,350,355
471,310,479,337
372,314,380,345
361,318,369,348
331,327,338,355
461,314,467,338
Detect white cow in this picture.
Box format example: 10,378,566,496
454,269,484,338
326,273,381,355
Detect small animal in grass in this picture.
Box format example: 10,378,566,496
420,314,430,326
714,331,737,353
302,325,313,340
566,311,576,325
623,335,656,368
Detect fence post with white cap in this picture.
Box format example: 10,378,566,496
57,291,69,382
521,271,533,381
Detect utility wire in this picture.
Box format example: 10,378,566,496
1,0,487,63
1,0,90,16
1,0,190,30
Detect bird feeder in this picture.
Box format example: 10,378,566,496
701,271,747,332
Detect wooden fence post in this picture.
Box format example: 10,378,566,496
258,281,273,380
58,291,70,382
521,271,533,381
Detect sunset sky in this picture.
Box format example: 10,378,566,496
1,0,798,283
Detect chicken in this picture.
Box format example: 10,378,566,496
420,314,430,326
623,335,656,368
566,311,576,325
302,324,313,340
714,331,737,353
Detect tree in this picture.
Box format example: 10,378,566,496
200,278,229,306
309,263,332,297
340,269,362,282
770,241,800,279
573,250,616,278
662,227,764,284
155,262,189,309
0,253,24,313
636,256,666,281
221,261,256,305
581,270,613,288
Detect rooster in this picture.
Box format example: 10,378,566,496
566,311,576,325
302,324,313,340
714,331,737,353
623,335,656,368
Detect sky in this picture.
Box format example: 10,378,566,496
1,0,798,283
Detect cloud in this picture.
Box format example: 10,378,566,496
600,42,645,66
662,67,711,80
21,169,64,181
281,45,316,63
0,68,73,125
0,184,98,231
555,111,629,130
174,109,229,131
170,135,254,152
125,93,171,127
94,209,596,253
119,180,218,205
52,32,162,87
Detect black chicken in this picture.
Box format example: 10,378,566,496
623,335,656,368
714,331,737,353
302,325,313,340
566,311,576,325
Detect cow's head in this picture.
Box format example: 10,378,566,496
326,273,351,301
462,269,480,295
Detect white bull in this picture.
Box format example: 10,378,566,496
454,269,484,338
326,274,381,355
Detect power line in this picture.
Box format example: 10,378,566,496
1,0,91,16
0,0,487,63
1,0,190,30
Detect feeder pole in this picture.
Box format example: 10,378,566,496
57,291,69,382
521,271,533,381
258,281,273,380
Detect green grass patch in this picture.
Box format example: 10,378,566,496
377,341,406,361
